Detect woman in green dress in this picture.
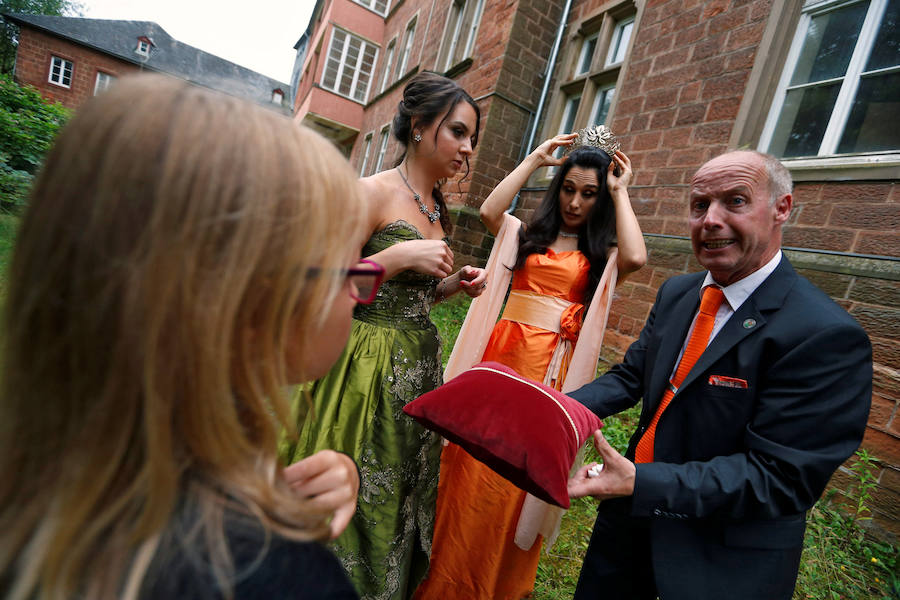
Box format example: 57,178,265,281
286,72,486,600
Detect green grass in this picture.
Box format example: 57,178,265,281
0,212,18,289
431,292,473,367
434,314,898,600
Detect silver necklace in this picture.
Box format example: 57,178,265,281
397,165,440,223
558,231,579,239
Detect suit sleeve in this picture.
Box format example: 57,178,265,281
631,320,872,520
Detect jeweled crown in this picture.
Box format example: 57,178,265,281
564,125,620,157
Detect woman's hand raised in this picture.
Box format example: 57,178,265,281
607,150,633,194
530,133,578,168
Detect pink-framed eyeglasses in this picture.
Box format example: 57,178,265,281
347,258,385,304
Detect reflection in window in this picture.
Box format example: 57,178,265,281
591,86,615,126
94,71,116,95
578,33,598,75
763,0,899,158
380,39,396,93
606,17,634,66
397,17,418,78
359,132,374,176
374,126,391,173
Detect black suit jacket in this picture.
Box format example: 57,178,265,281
570,257,872,599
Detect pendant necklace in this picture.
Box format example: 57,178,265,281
397,164,440,223
558,231,579,239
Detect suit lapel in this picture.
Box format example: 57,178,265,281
674,257,798,397
645,278,703,412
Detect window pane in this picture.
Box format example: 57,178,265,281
790,2,869,85
607,19,633,66
554,96,581,159
562,96,580,133
323,31,346,90
355,44,377,101
837,71,900,152
340,38,361,96
463,0,484,58
578,35,597,74
360,135,373,176
374,0,388,14
591,87,615,125
866,0,899,71
381,43,395,91
769,83,841,157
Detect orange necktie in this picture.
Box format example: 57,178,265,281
634,285,725,464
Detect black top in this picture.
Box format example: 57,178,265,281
141,506,358,600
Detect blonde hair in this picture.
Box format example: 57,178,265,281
0,75,366,599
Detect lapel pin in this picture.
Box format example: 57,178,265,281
743,318,757,329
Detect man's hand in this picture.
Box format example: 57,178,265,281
568,430,636,500
284,450,360,539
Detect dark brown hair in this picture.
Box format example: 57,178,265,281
392,71,480,233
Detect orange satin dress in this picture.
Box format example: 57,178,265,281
414,249,590,600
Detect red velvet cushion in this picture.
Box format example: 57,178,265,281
403,361,602,508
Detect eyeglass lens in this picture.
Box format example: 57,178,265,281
349,263,382,303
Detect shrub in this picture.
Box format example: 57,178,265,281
0,73,69,211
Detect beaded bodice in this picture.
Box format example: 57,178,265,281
354,220,445,330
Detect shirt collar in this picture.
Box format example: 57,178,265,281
701,250,782,311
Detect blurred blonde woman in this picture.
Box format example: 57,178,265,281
0,75,378,599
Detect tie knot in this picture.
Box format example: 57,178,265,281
699,285,725,315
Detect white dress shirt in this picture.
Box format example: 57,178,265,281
671,250,782,376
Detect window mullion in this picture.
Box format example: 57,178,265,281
758,13,812,152
819,0,888,154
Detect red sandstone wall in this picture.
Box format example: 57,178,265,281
13,27,141,109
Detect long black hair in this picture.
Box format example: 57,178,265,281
513,147,616,304
392,72,481,234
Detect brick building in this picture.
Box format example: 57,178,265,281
3,13,289,111
293,0,899,538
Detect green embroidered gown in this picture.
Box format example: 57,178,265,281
288,221,444,600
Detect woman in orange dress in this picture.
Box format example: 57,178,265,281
415,128,647,599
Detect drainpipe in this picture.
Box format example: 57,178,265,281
507,0,573,213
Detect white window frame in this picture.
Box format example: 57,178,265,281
396,17,417,79
373,125,391,173
605,16,634,67
48,56,73,88
93,71,115,95
321,27,380,104
359,132,374,176
136,39,150,56
577,32,599,75
759,0,897,159
351,0,390,16
380,38,397,93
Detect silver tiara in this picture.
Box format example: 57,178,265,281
564,125,620,157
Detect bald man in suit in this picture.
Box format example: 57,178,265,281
567,151,872,600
